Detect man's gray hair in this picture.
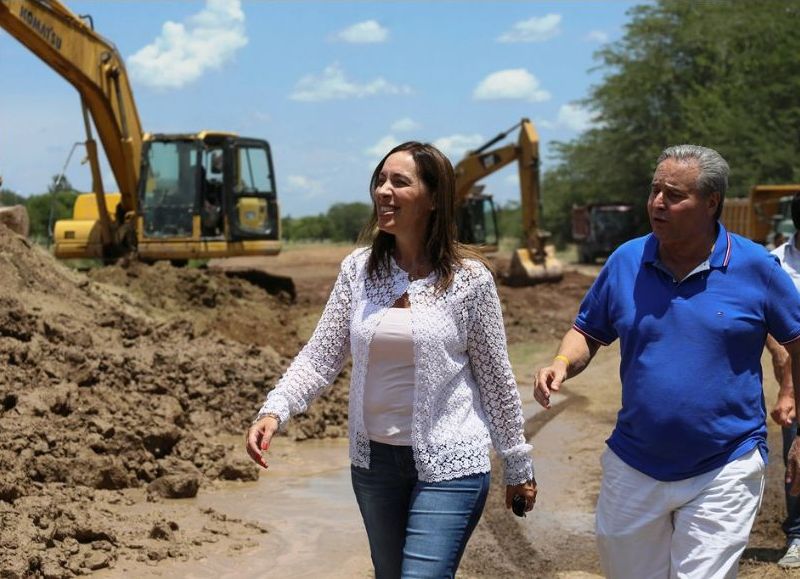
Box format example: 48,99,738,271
657,144,729,197
657,145,729,221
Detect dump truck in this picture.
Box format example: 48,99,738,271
571,203,637,263
453,118,563,285
720,184,800,245
0,0,281,263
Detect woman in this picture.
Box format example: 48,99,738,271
246,142,536,578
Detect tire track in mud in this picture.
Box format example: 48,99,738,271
461,394,585,578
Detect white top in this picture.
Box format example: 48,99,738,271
257,248,533,485
772,234,800,292
363,307,415,445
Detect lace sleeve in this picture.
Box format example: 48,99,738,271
255,255,354,426
466,268,534,485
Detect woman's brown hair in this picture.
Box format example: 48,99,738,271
359,141,490,293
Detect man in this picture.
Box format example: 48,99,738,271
765,192,800,569
201,150,224,236
534,145,800,578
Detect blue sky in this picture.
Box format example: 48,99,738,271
0,1,642,217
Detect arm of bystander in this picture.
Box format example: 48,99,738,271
782,337,800,494
766,334,795,427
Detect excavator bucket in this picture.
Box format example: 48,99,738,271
505,245,563,286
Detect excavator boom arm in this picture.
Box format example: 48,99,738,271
454,144,518,200
0,0,143,212
454,118,543,253
516,119,542,253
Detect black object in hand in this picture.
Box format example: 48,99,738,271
512,494,527,518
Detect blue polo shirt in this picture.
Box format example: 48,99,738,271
575,224,800,481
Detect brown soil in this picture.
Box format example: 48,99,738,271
0,231,348,577
0,230,795,577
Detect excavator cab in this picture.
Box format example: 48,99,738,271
136,133,280,261
456,185,499,251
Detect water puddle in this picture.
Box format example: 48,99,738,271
100,438,371,578
99,397,558,578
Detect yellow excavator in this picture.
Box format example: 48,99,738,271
0,0,281,263
454,118,563,284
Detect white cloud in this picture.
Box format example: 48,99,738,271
585,30,610,43
473,69,550,103
332,20,389,44
290,63,413,102
504,173,520,187
432,134,485,162
365,135,401,160
391,118,421,133
128,0,248,90
557,103,594,132
497,14,561,43
285,175,325,198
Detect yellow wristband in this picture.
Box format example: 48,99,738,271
554,354,570,367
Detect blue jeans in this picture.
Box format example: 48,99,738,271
350,441,490,579
782,421,800,540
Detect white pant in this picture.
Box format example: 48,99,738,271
596,447,765,579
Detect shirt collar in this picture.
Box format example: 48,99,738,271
709,222,732,268
643,222,731,269
785,233,799,254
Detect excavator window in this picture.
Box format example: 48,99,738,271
235,146,274,195
457,195,498,248
141,141,199,238
200,148,224,237
230,145,277,237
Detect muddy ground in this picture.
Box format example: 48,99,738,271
0,225,796,577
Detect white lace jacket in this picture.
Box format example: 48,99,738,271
256,248,534,484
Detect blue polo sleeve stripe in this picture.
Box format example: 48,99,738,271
572,323,611,347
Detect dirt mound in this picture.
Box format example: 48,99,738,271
0,225,348,576
88,260,299,354
499,270,593,344
0,205,29,237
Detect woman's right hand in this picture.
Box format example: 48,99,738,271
245,415,280,469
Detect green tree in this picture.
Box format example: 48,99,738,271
48,174,73,194
496,200,523,241
544,0,800,243
0,188,25,206
25,175,78,241
282,214,331,241
282,202,372,242
327,202,372,242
